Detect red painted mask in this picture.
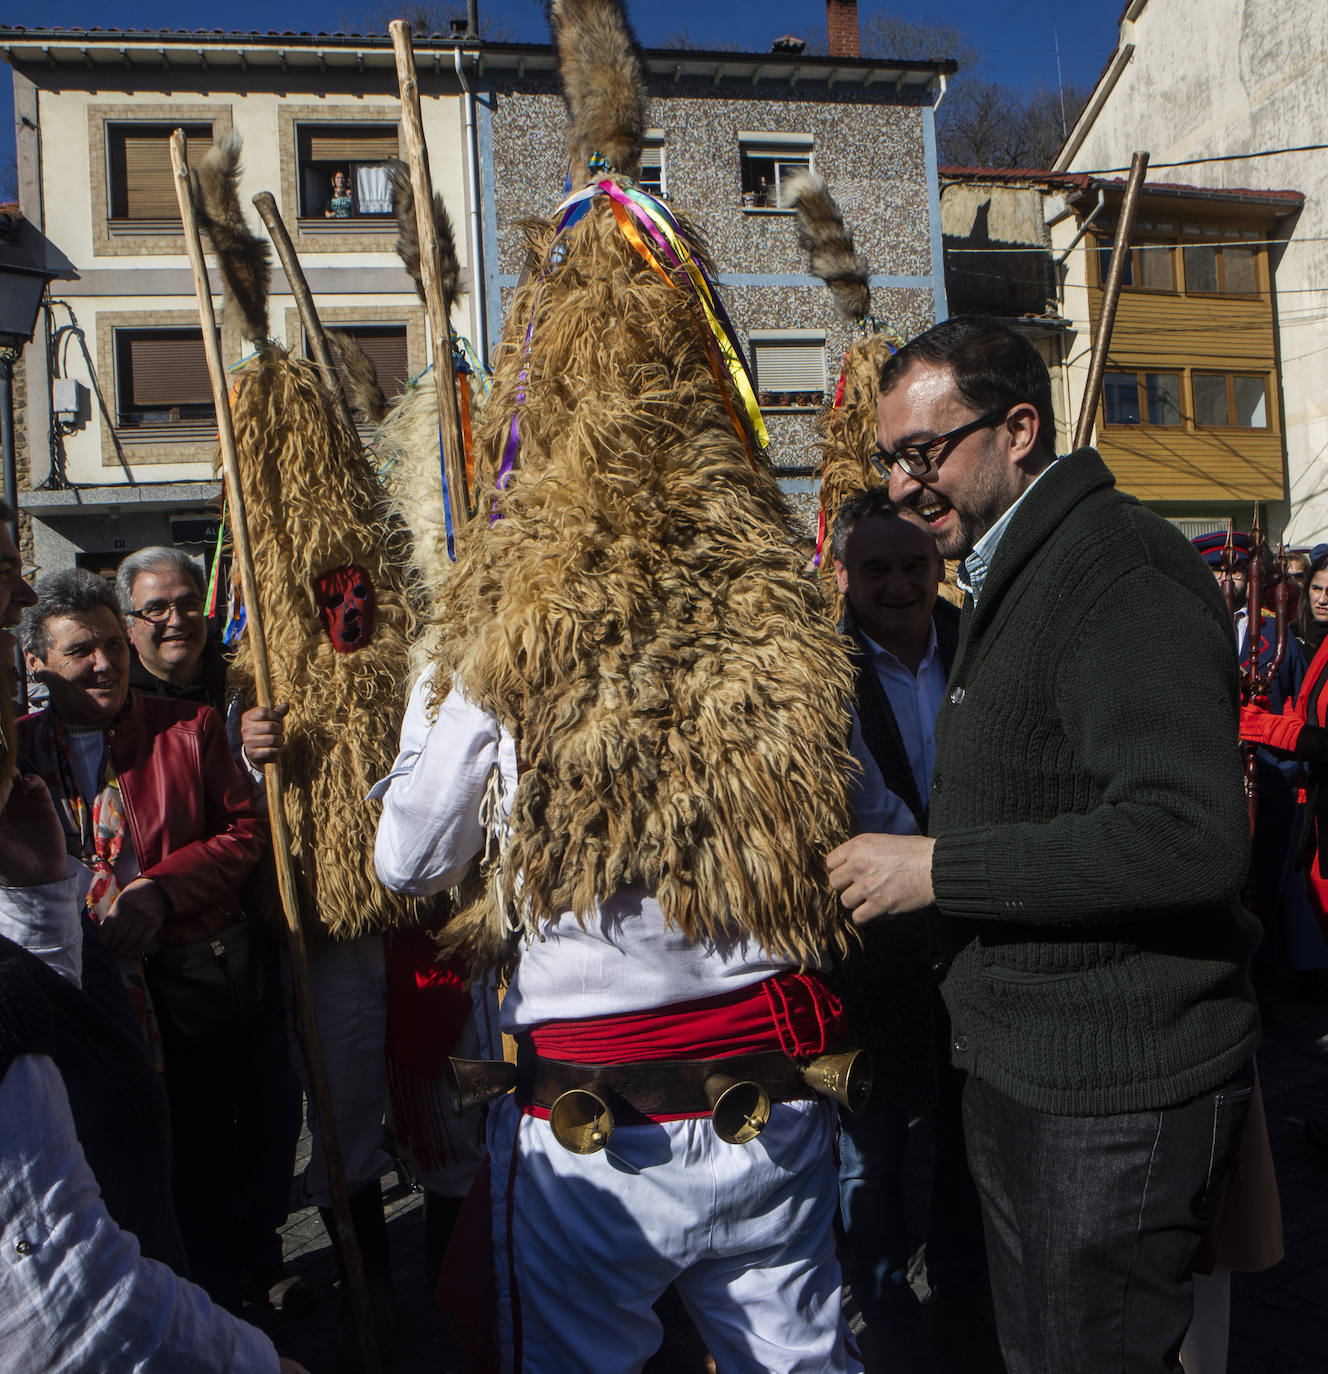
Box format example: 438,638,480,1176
314,564,375,652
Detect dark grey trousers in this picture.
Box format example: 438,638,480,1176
963,1062,1254,1374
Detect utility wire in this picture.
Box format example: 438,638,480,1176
947,235,1328,254
1079,144,1328,175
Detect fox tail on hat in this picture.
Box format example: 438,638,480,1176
550,0,648,181
192,131,271,346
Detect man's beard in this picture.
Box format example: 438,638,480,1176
900,445,1022,561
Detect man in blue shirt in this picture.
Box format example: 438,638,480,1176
832,488,991,1364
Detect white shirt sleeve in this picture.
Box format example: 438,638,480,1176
0,1055,279,1374
847,707,920,839
371,674,518,896
0,859,91,987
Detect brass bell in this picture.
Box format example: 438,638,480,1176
549,1088,614,1154
446,1057,518,1115
800,1049,873,1113
705,1074,771,1144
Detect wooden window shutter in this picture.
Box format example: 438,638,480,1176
113,125,213,220
126,332,214,406
305,128,399,162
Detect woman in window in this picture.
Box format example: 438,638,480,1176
325,170,352,219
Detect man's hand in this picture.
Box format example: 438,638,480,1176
241,703,289,767
0,772,69,888
827,833,937,924
278,1361,312,1374
100,878,168,959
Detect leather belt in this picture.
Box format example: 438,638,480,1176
515,1040,813,1119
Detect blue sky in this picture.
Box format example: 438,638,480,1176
1,1,1122,191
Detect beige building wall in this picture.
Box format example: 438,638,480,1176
1056,0,1328,540
33,81,473,492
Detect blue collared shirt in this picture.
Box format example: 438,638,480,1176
847,622,947,836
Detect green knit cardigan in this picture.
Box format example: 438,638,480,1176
930,449,1260,1115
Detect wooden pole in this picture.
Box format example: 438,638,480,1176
169,131,382,1374
1073,151,1150,451
390,19,469,528
252,190,358,435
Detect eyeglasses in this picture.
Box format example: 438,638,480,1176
871,407,1010,479
127,595,206,624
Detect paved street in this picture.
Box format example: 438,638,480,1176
247,981,1328,1373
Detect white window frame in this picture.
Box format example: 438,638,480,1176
738,132,814,213
640,130,667,198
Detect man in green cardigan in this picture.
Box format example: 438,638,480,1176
828,317,1259,1373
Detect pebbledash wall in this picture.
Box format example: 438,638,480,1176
477,44,951,525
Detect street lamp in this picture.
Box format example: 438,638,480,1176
0,218,61,707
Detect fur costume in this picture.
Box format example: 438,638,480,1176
786,173,964,610
225,349,425,940
430,0,857,977
196,138,425,941
374,161,489,668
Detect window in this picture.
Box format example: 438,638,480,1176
297,125,399,220
1095,222,1262,297
738,134,812,210
108,123,213,222
639,137,666,198
751,335,826,410
1193,373,1269,429
324,325,411,417
1102,370,1182,427
1096,239,1176,292
1182,240,1259,295
114,328,217,434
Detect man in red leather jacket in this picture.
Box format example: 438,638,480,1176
17,567,280,1313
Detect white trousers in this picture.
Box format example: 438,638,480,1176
488,1093,861,1374
289,934,485,1206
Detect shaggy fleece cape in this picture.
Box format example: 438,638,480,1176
432,201,857,974
225,345,425,940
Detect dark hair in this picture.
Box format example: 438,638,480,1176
1299,553,1328,655
878,317,1057,460
20,567,124,660
830,487,904,566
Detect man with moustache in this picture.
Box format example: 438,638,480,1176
827,318,1259,1373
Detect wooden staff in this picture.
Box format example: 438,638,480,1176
169,131,382,1374
252,190,358,435
390,18,470,528
1074,151,1150,451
